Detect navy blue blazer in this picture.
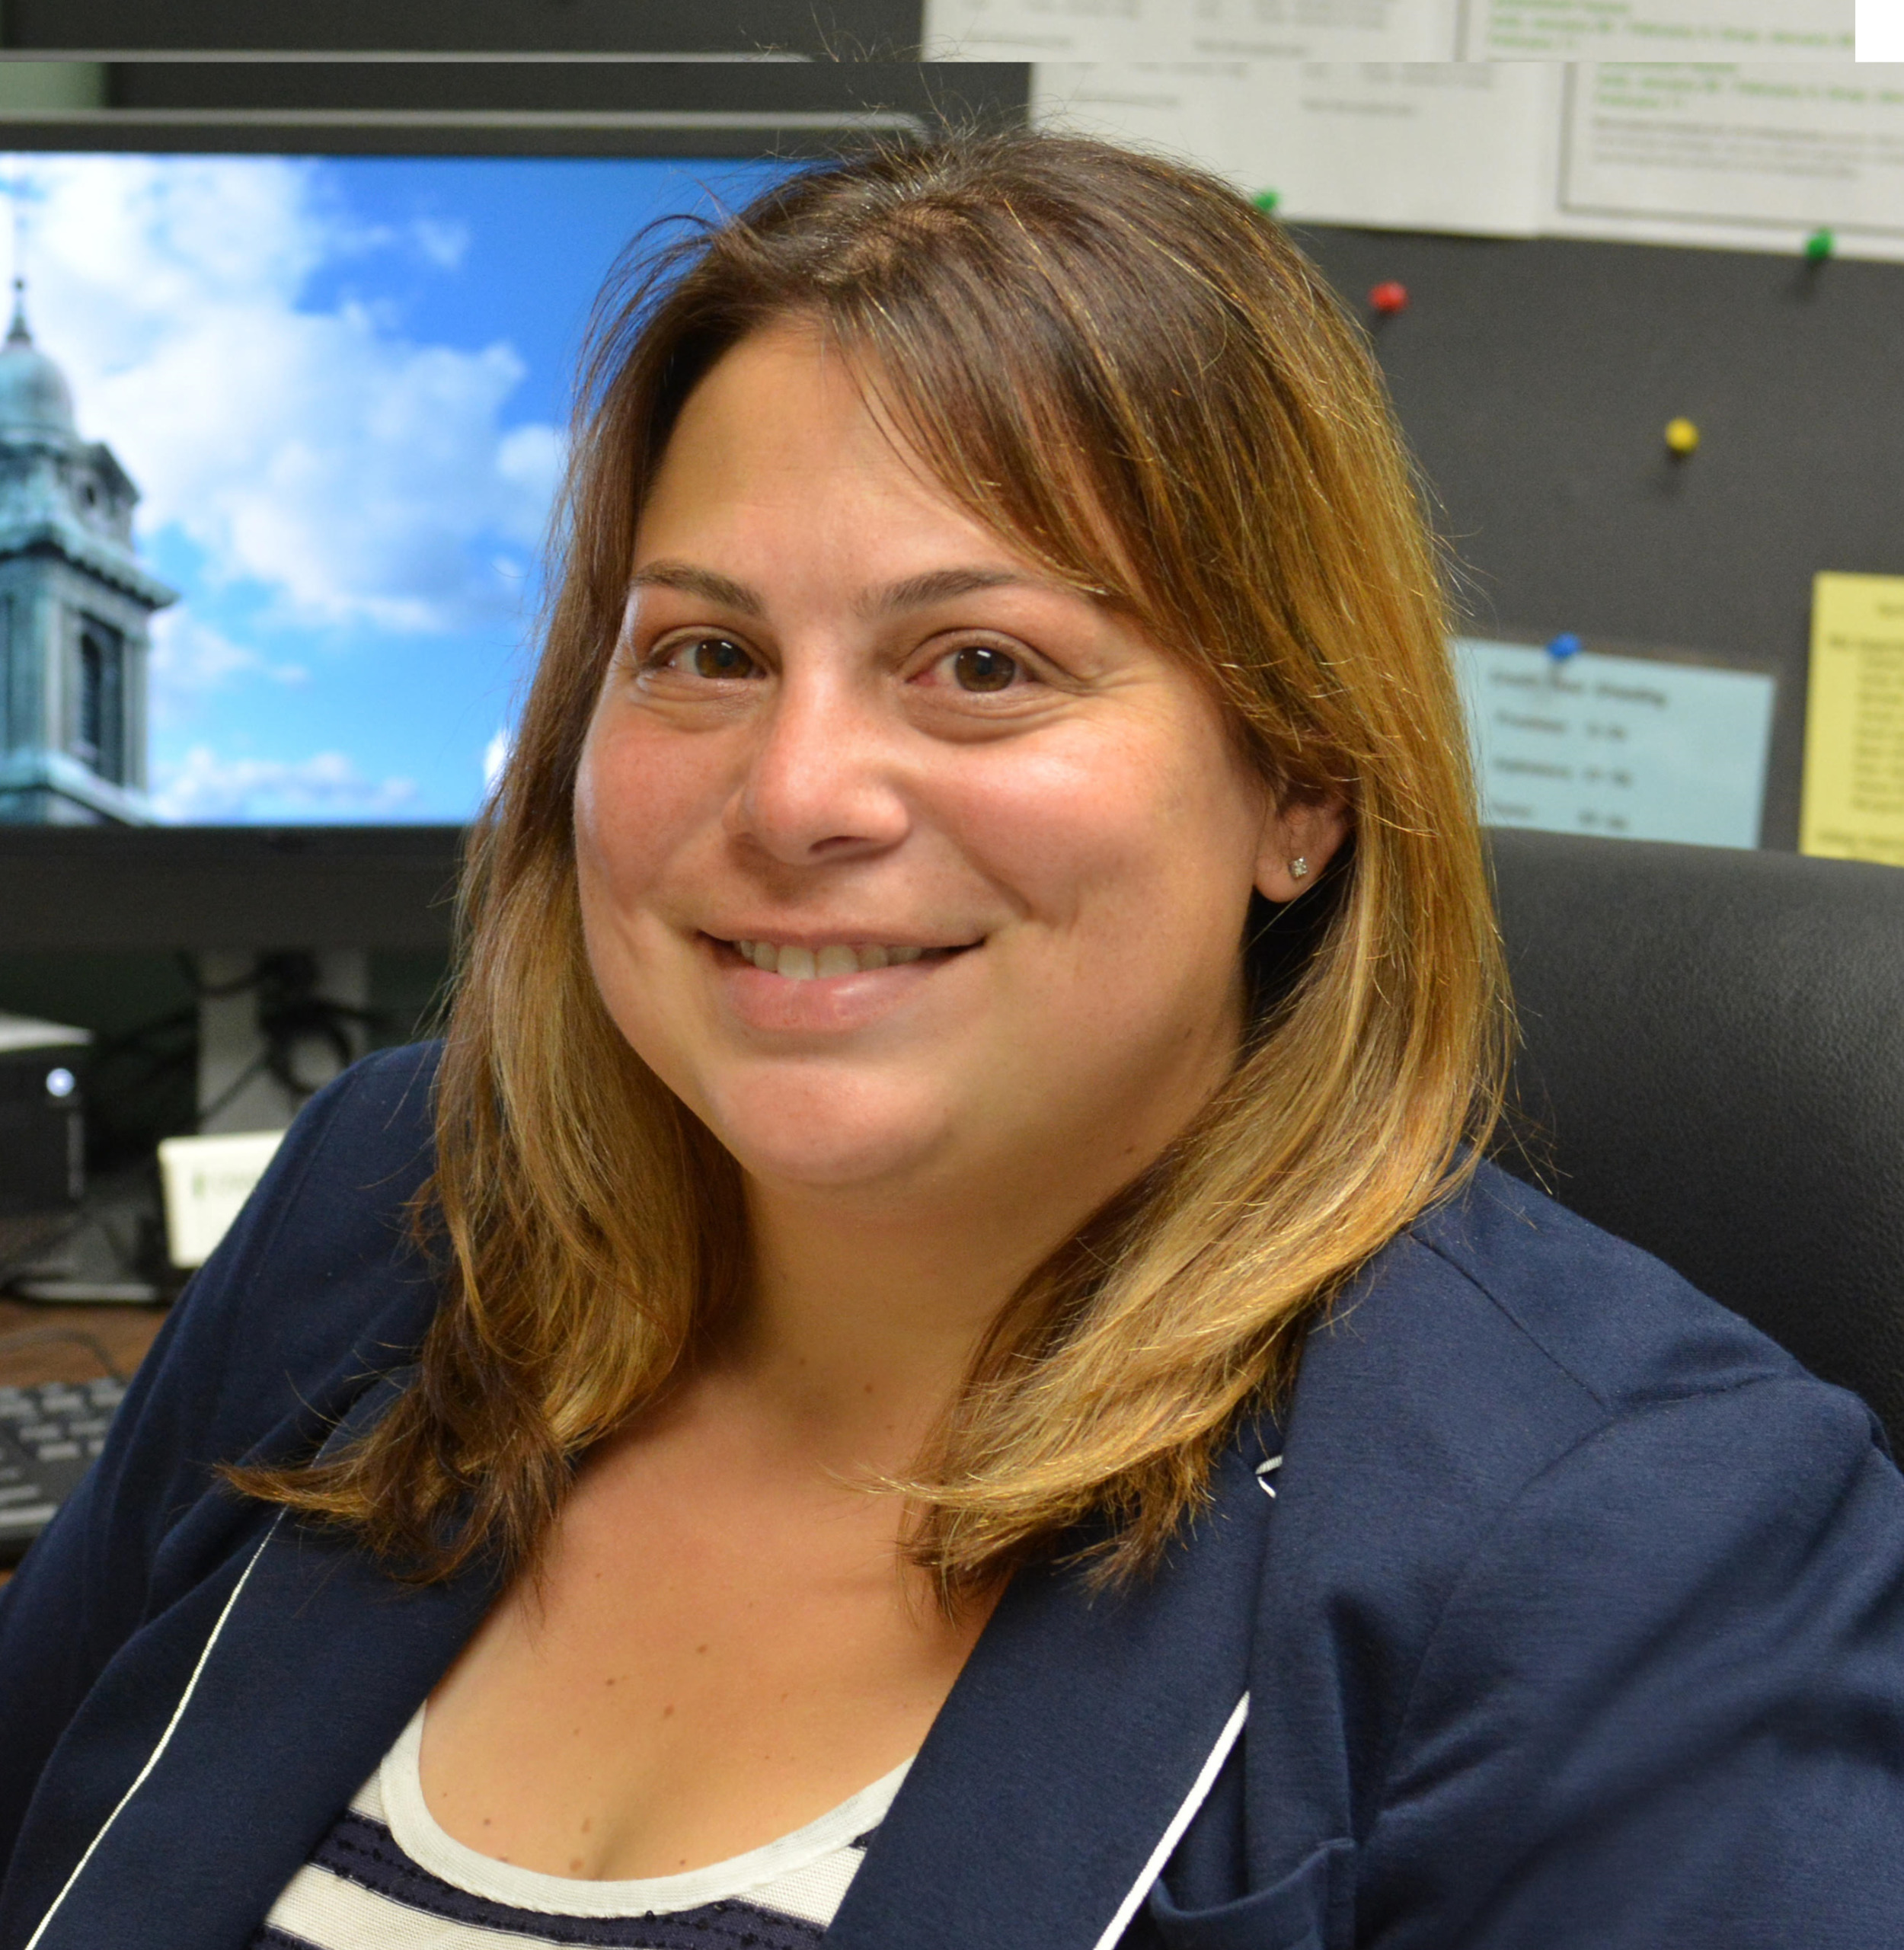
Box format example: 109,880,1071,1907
3,1043,1903,1949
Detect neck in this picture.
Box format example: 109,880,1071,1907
713,1158,1119,1478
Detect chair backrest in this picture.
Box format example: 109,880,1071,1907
1488,827,1904,1448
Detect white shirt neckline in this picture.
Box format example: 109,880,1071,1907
375,1703,912,1920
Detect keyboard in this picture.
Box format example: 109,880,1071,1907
0,1376,126,1565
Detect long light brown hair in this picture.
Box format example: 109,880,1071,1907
236,129,1510,1595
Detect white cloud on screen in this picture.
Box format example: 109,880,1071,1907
152,743,420,823
10,155,564,645
148,611,310,718
410,216,471,269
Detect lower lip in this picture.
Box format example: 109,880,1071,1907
704,938,973,1033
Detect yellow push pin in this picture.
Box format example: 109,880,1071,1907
1664,416,1699,458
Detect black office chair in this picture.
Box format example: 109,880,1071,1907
1488,827,1904,1450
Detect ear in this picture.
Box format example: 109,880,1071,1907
1254,789,1351,903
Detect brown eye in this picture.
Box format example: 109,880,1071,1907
952,645,1019,692
680,637,755,679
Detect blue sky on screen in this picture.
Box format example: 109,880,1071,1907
10,152,794,822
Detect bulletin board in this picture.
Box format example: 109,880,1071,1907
1285,222,1904,851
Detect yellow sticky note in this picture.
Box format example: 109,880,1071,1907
1801,573,1904,867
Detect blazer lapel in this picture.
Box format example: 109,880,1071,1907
24,1374,500,1950
828,1431,1278,1950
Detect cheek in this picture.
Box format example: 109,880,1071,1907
946,723,1261,951
572,715,736,1084
573,714,727,915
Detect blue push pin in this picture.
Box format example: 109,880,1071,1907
1546,631,1582,662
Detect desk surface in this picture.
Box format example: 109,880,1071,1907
0,1297,170,1587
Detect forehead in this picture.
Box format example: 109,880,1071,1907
648,327,928,504
638,324,1129,615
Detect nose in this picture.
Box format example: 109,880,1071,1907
727,663,912,865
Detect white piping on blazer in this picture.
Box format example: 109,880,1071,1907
1088,1690,1251,1950
24,1515,283,1950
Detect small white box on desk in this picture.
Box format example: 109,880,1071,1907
156,1130,286,1270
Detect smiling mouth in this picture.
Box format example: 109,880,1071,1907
714,937,976,980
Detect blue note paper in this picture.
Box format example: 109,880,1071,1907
1452,637,1776,849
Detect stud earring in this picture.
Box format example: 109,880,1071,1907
1289,856,1310,881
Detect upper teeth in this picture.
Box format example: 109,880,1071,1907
733,941,928,979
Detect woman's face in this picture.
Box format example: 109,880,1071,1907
575,324,1338,1210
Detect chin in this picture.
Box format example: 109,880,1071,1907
697,1069,955,1194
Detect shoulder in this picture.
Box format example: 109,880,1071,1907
1265,1156,1891,1597
104,1041,446,1518
206,1037,444,1318
174,1038,446,1453
1283,1156,1870,1502
1402,1157,1823,1415
1342,1152,1899,1610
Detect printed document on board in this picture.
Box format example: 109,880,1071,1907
1462,0,1852,59
1037,60,1558,234
1456,638,1776,849
1554,62,1904,248
1802,574,1904,868
925,0,1461,61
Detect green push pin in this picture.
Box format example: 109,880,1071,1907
1253,189,1280,214
1805,227,1834,263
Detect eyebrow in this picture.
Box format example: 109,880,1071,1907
858,567,1028,615
628,560,1035,622
628,562,765,616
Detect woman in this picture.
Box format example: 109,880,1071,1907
2,132,1901,1950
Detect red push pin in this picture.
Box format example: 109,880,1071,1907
1369,280,1409,316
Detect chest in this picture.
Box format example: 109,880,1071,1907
420,1418,986,1881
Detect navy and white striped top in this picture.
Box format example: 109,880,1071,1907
254,1705,909,1948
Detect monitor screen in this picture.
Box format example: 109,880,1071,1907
3,152,794,826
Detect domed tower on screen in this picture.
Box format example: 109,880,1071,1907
0,277,174,823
